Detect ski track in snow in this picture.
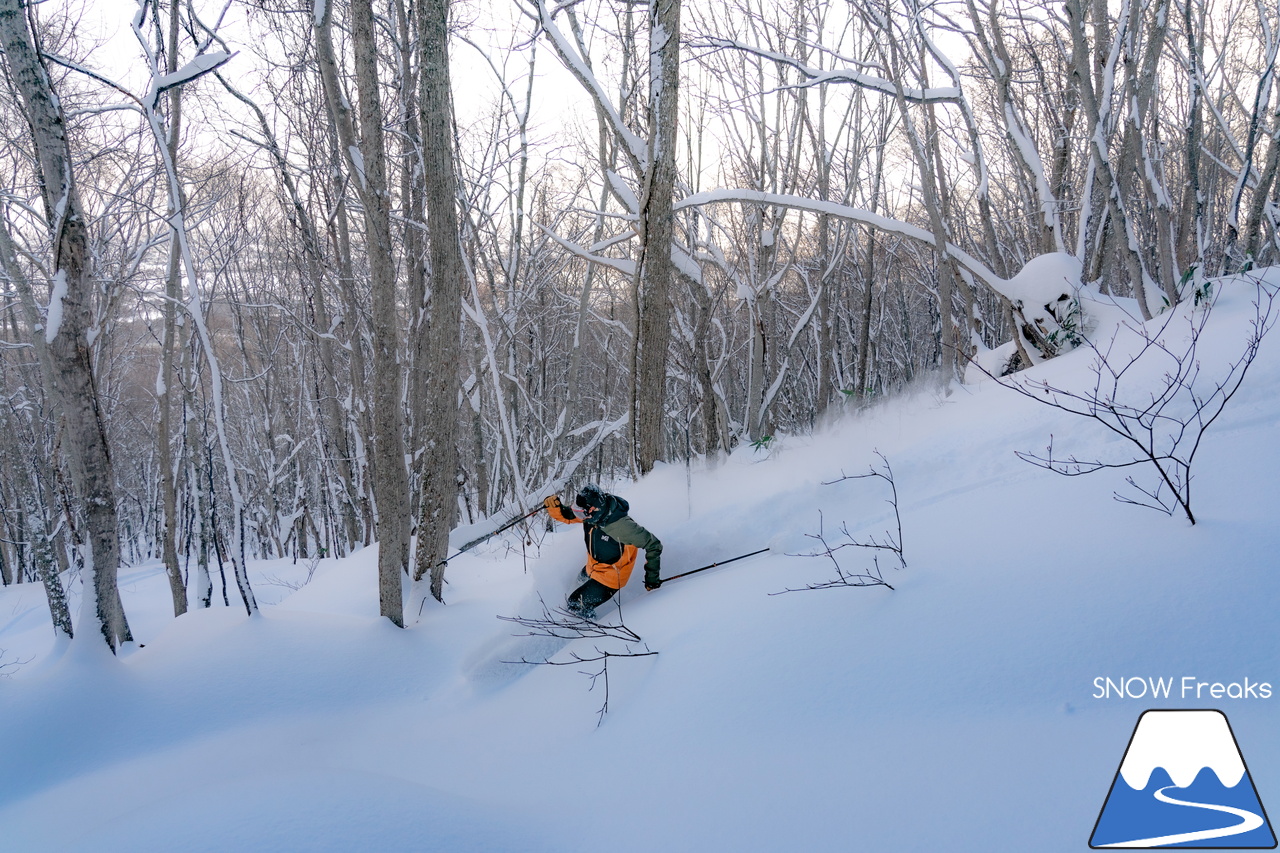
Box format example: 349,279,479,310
465,632,572,691
1099,786,1265,848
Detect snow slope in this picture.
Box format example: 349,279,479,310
2,273,1278,852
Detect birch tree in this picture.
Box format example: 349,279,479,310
0,0,130,649
155,0,187,617
132,0,257,616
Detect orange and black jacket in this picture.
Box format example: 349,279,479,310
547,494,662,589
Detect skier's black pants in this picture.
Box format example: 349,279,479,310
567,568,617,615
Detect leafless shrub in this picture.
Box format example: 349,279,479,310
976,280,1277,524
498,597,657,725
0,648,31,678
778,451,905,593
261,555,321,591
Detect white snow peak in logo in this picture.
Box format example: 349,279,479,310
1090,710,1276,849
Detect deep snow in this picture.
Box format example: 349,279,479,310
2,272,1278,852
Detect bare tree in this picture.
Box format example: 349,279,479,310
155,0,190,618
632,0,682,473
315,0,409,626
411,0,467,602
132,1,256,616
0,0,130,648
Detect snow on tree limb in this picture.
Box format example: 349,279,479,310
673,188,1004,293
543,185,1082,339
606,169,640,214
694,36,961,104
673,190,1092,365
150,51,232,100
533,220,637,276
42,52,139,104
44,269,66,344
525,0,648,168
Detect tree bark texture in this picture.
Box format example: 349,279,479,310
315,0,409,626
0,0,128,649
634,0,681,474
414,0,466,603
157,0,187,617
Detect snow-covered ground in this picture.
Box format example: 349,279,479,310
2,273,1278,852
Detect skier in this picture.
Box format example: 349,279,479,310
543,485,663,618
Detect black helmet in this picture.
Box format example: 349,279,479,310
575,484,606,510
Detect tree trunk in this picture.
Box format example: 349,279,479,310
1064,0,1157,318
633,0,681,474
395,0,429,496
156,0,187,617
181,320,213,608
1117,0,1177,303
323,115,375,546
0,0,128,649
413,0,466,603
1243,83,1280,266
877,24,963,379
1179,0,1207,268
316,0,409,626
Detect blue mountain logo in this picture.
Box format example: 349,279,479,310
1091,710,1276,848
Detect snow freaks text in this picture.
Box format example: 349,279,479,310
1092,677,1274,701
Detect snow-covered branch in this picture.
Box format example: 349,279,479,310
693,36,961,104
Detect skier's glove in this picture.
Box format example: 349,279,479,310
543,495,562,510
645,577,662,591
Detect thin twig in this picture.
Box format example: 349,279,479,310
967,279,1277,524
778,451,906,594
498,596,657,724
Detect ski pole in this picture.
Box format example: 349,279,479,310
660,548,770,584
440,505,543,565
419,505,547,616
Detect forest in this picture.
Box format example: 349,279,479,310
0,0,1276,646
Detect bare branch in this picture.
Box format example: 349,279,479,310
499,596,656,725
689,36,962,104
778,452,906,594
971,279,1278,524
0,648,31,677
